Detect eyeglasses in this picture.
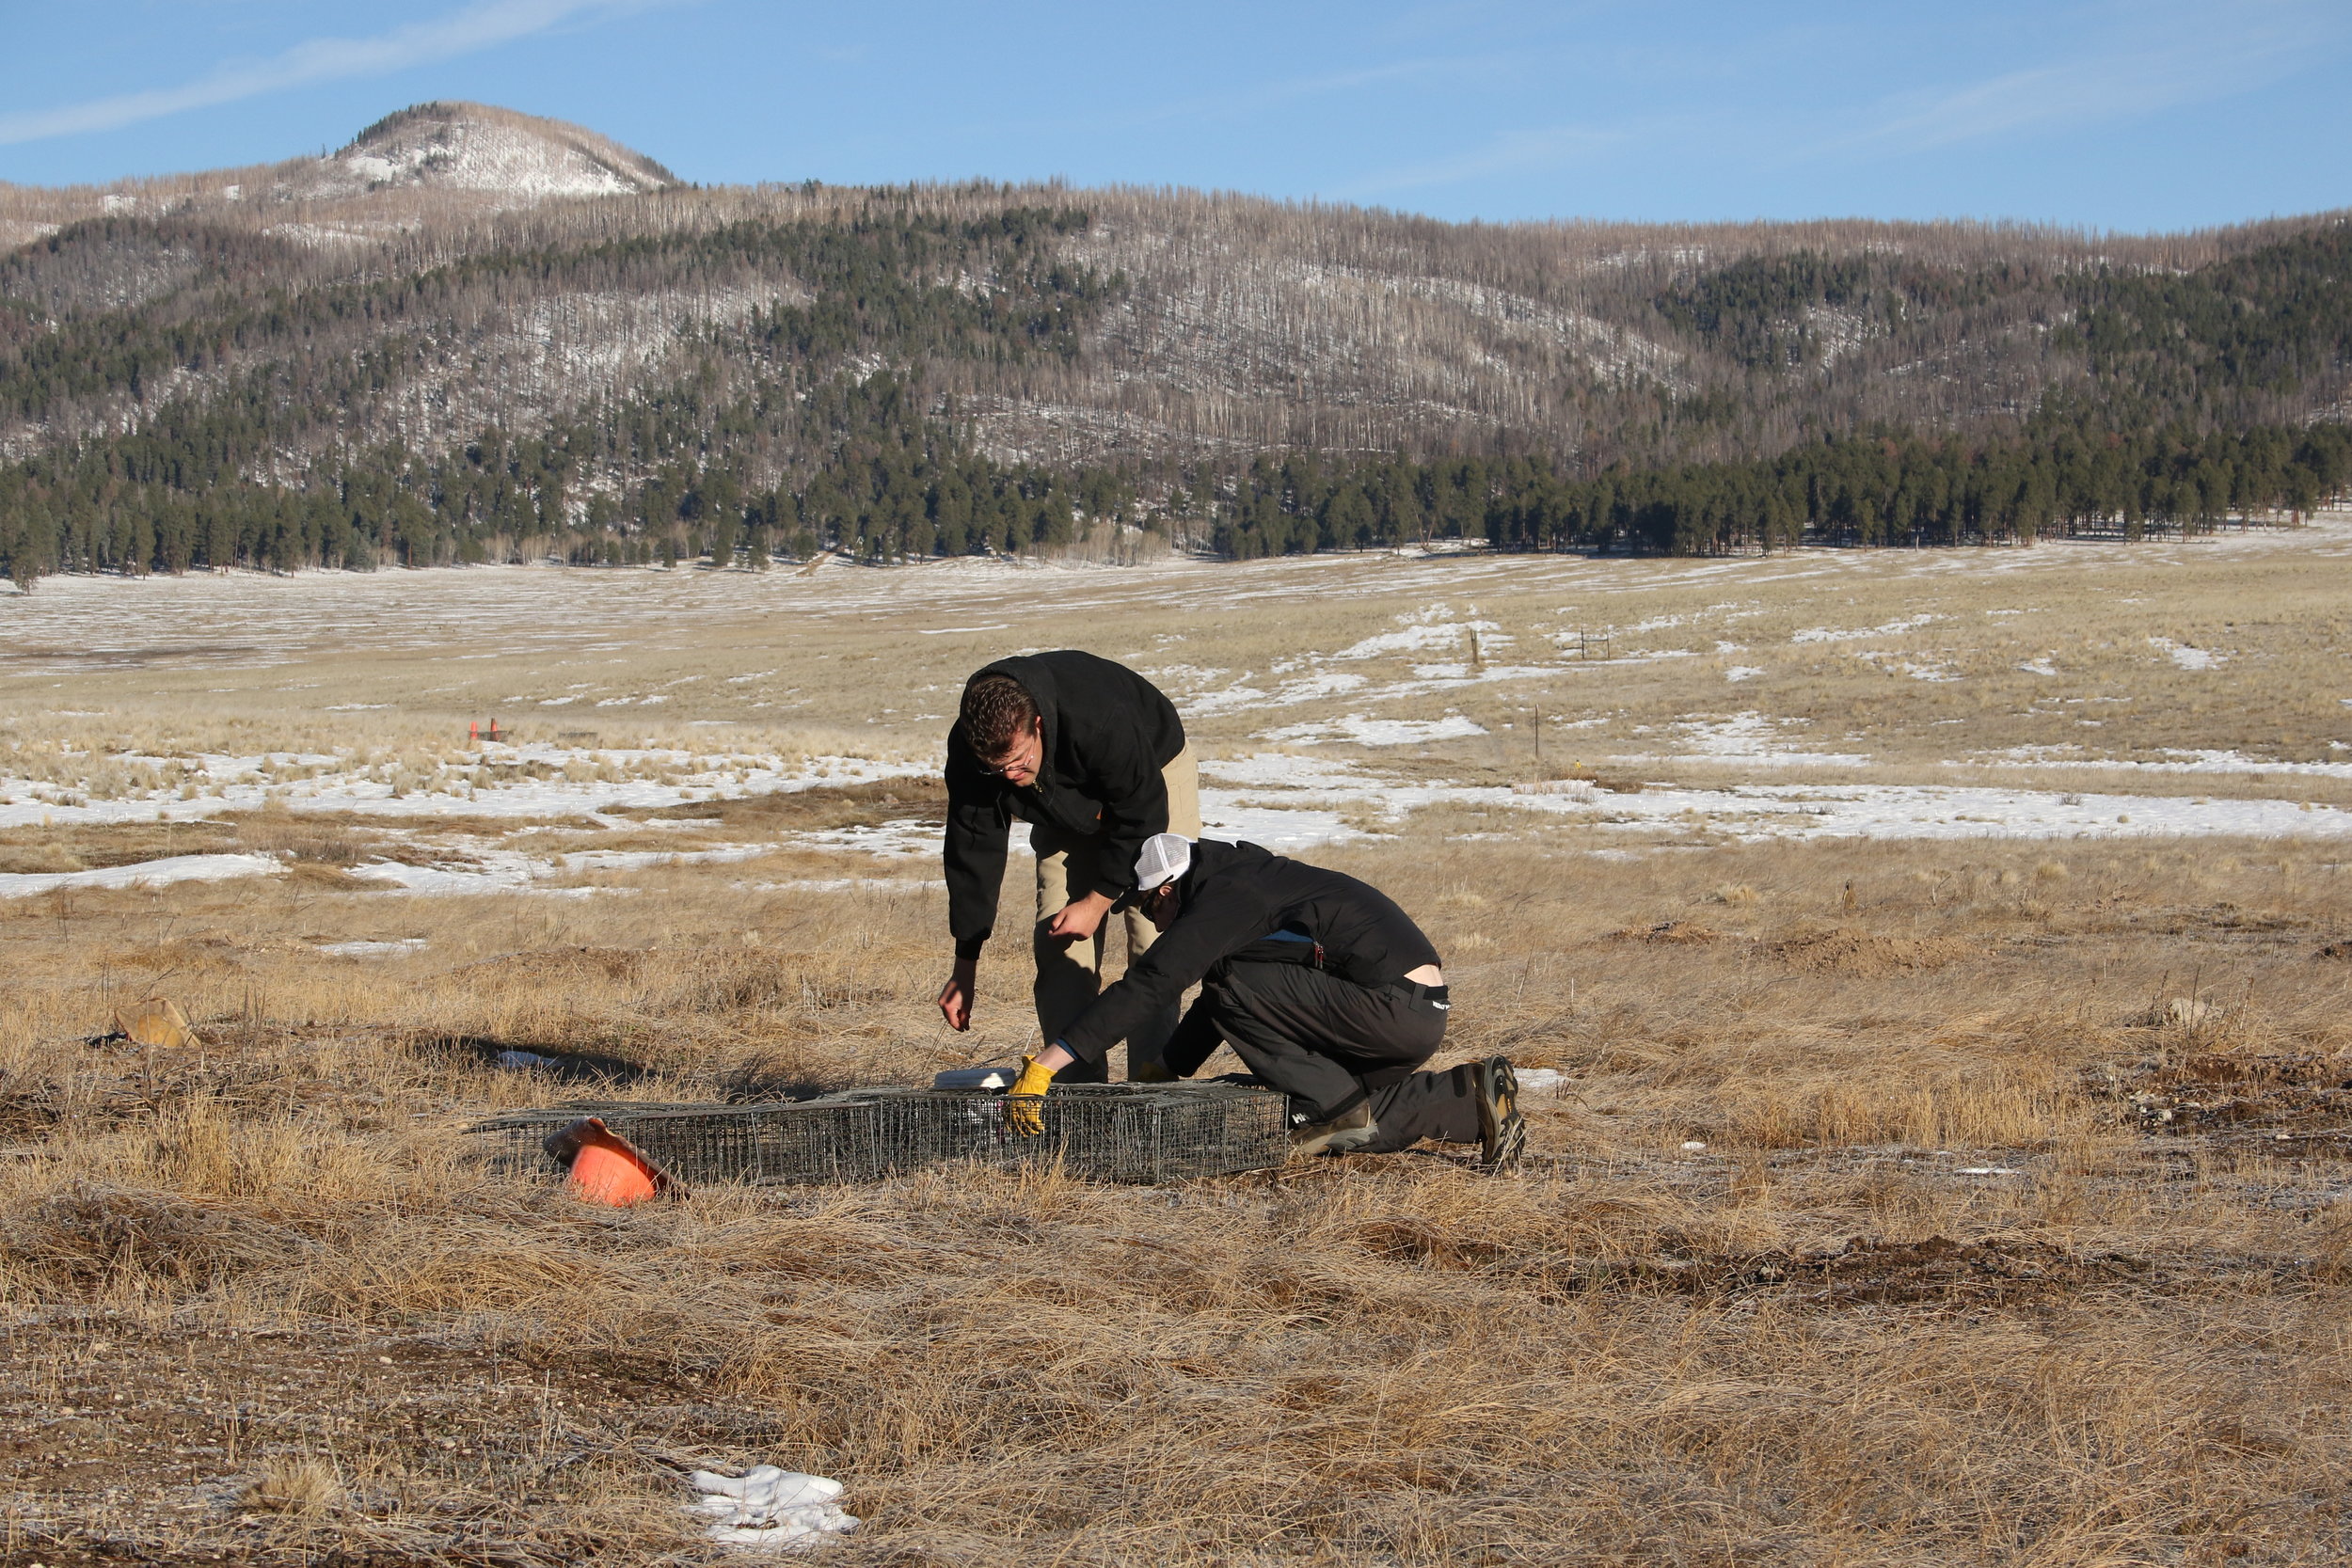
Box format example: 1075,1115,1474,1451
977,739,1035,778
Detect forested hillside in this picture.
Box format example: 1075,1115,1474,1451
0,102,2345,583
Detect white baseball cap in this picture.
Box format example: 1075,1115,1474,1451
1133,832,1193,892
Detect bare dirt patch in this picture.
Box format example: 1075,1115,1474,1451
1650,1235,2160,1307
0,1313,684,1566
2090,1051,2352,1146
620,777,946,835
1771,926,1976,974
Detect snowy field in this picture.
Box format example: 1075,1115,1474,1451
4,515,2350,896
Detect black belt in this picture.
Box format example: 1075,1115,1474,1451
1389,979,1449,1004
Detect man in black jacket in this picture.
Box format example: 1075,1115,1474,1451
999,834,1526,1167
938,652,1200,1081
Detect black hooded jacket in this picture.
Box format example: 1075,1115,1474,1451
1057,838,1441,1062
944,651,1186,958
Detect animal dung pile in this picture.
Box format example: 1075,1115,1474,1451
1608,920,1723,944
470,1081,1291,1189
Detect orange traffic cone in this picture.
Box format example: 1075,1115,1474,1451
542,1117,671,1206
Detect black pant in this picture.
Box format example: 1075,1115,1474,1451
1167,959,1480,1152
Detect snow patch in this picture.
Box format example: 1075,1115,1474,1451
317,938,428,958
0,748,930,831
1335,622,1502,659
0,853,285,899
1210,752,2352,850
2149,637,2226,671
1619,712,1871,768
1792,615,1942,644
1969,747,2352,781
1261,714,1488,747
1186,672,1370,714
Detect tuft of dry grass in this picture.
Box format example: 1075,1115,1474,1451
239,1455,344,1516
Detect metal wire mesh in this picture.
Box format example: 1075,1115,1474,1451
468,1082,1290,1188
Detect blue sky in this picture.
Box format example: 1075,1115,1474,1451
1,0,2345,232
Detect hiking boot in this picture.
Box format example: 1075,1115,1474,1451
1474,1056,1526,1171
1289,1102,1378,1158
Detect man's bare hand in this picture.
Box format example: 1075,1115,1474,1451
937,960,977,1031
1045,890,1114,942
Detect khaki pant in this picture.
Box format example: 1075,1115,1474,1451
1030,744,1200,1081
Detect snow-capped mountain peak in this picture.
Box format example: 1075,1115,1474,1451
285,102,676,204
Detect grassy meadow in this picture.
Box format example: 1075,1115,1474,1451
3,521,2351,1564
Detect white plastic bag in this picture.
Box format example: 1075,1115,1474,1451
688,1465,859,1555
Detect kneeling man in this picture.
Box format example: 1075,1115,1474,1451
1004,834,1526,1168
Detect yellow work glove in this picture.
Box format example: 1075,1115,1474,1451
1004,1053,1056,1137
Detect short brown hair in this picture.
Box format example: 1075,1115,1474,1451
961,674,1038,759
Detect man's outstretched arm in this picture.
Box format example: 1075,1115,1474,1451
939,757,1010,1029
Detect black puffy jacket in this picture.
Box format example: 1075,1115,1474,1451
1057,837,1441,1062
944,651,1185,958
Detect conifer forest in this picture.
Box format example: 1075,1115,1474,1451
0,103,2346,584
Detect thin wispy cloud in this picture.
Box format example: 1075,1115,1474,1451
1851,55,2245,154
1341,123,1625,198
1836,4,2338,154
0,0,668,147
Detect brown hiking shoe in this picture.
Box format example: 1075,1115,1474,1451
1289,1102,1377,1158
1475,1057,1526,1171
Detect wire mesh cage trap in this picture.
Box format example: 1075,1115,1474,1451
468,1082,1291,1189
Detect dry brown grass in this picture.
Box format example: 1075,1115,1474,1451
6,536,2352,1562
1,826,2349,1564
